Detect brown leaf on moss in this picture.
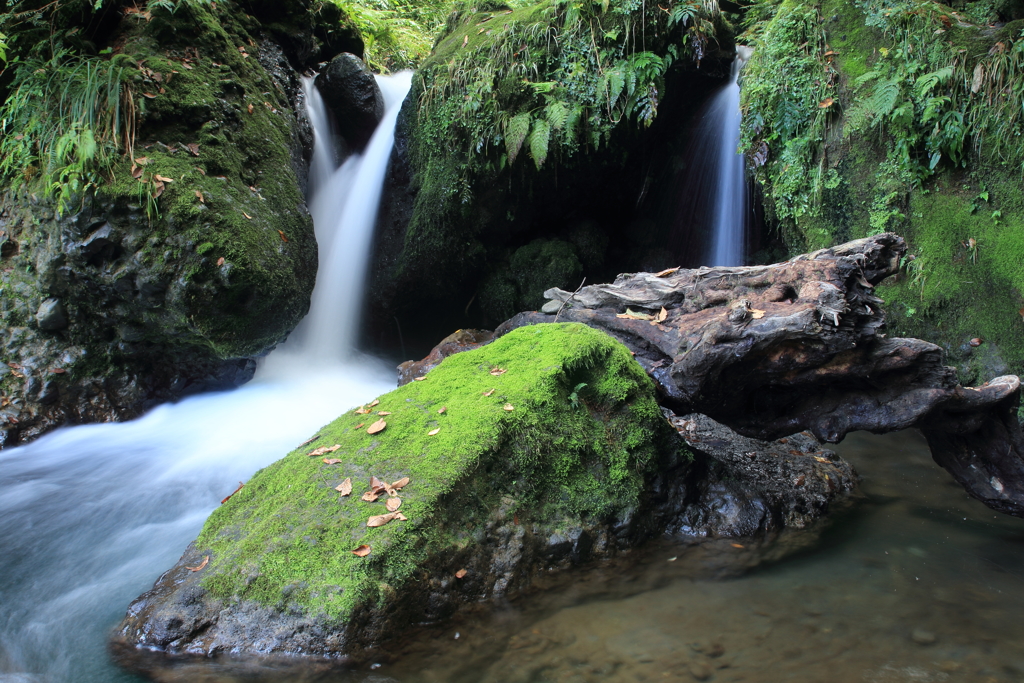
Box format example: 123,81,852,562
152,180,165,198
428,428,440,436
394,512,408,521
217,257,225,266
242,212,252,220
367,512,397,527
438,406,447,414
247,103,254,114
369,399,380,407
278,230,289,242
131,165,143,179
299,434,320,447
307,444,341,457
352,545,371,557
970,337,983,347
154,174,174,183
195,166,206,175
187,555,210,572
503,403,514,411
186,143,200,156
354,423,364,429
391,477,410,490
490,367,507,375
377,411,391,416
818,97,834,109
355,406,370,414
386,497,402,512
414,376,426,381
361,491,380,502
483,388,495,397
371,476,386,491
367,419,386,435
336,478,353,495
455,568,468,579
195,190,204,203
323,458,343,465
142,92,157,99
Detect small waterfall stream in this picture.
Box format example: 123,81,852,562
0,73,411,683
707,46,752,267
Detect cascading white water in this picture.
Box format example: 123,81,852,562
0,73,411,683
706,46,753,267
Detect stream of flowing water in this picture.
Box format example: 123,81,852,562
707,46,752,267
0,72,411,683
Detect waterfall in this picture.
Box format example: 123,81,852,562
0,73,411,683
707,46,752,267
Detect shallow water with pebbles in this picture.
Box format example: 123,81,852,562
125,429,1024,683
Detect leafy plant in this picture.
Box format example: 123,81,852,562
0,48,136,214
569,382,587,409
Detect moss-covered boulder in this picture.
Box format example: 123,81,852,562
740,0,1024,387
0,0,361,444
114,323,689,658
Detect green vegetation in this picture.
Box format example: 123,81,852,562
196,323,674,618
740,0,1024,383
329,0,450,70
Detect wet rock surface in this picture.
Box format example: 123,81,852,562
396,328,493,385
315,53,385,150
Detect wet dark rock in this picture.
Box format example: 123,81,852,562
34,298,67,331
315,53,385,151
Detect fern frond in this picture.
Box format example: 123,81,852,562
529,118,550,169
545,100,569,130
505,112,532,164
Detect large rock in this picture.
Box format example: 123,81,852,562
0,1,331,446
113,323,855,665
315,53,385,150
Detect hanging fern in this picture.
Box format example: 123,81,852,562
505,112,532,165
529,118,550,170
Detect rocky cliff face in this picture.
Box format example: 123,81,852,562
0,0,362,446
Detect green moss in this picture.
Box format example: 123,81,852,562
196,322,670,618
509,238,582,310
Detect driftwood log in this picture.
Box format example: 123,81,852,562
485,233,1024,517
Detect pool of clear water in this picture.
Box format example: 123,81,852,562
102,429,1024,683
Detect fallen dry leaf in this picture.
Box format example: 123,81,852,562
195,190,205,203
391,477,410,490
386,497,402,512
49,368,66,374
377,411,391,416
730,543,745,548
970,337,983,347
654,266,679,277
354,423,364,429
131,165,143,179
367,419,387,435
336,478,353,495
152,180,165,198
195,166,206,175
307,444,341,457
438,406,447,414
278,230,289,242
355,406,371,414
650,307,668,325
371,476,386,492
463,35,469,46
369,399,380,408
352,545,371,557
367,512,398,527
751,309,766,319
220,481,244,504
490,367,507,375
428,428,440,436
818,97,834,108
616,308,655,321
187,142,200,156
242,211,252,220
361,491,380,502
299,434,321,447
154,174,174,182
142,92,157,99
394,512,408,521
247,103,254,114
455,568,468,579
414,376,426,382
483,388,495,397
503,403,514,411
187,555,210,572
323,458,343,465
217,257,225,266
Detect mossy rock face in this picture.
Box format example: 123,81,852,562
115,323,689,658
0,0,347,444
741,0,1024,387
